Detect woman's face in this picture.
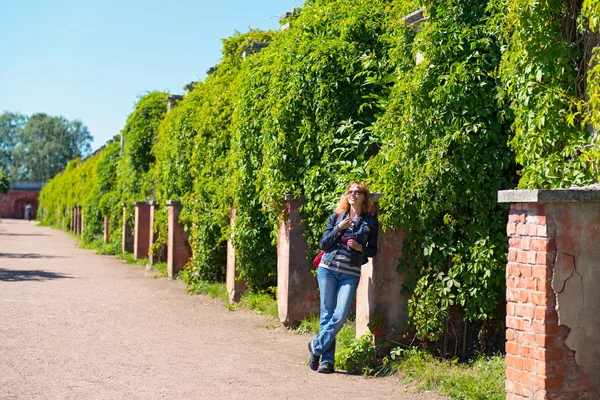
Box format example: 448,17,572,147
347,184,364,208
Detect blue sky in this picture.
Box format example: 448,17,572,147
0,0,301,151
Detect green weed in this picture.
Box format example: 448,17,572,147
238,290,278,319
186,280,228,301
387,348,505,400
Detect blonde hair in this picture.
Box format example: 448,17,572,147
334,181,375,216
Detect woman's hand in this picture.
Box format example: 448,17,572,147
337,217,353,230
347,239,363,252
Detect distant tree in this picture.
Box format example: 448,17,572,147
0,167,10,194
10,113,92,182
0,112,26,172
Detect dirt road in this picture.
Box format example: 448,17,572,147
0,219,443,399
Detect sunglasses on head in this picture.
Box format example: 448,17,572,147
347,190,361,195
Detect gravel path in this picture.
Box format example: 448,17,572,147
0,219,444,400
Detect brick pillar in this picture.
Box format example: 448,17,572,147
134,201,151,260
277,196,319,325
167,200,191,279
122,203,133,253
355,197,409,348
226,208,246,303
148,201,157,266
69,207,74,232
499,188,600,399
79,208,84,237
103,216,110,243
75,206,81,235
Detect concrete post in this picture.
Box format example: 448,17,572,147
355,196,410,350
103,216,110,243
277,196,319,326
122,203,133,254
134,201,151,260
498,187,600,399
167,200,191,279
226,208,246,303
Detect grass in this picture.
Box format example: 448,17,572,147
186,280,229,301
238,290,279,319
386,348,505,400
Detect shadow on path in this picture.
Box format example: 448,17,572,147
0,268,73,282
0,253,65,259
0,233,51,237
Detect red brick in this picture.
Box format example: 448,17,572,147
544,376,564,390
506,328,515,341
546,363,569,376
506,341,519,355
518,370,532,384
532,320,559,334
530,292,555,306
518,251,529,263
528,223,538,236
527,251,537,264
532,266,552,279
509,236,521,247
519,290,530,303
536,279,552,291
520,345,532,358
531,239,548,251
509,212,521,223
523,358,535,372
515,331,535,346
513,381,533,397
507,303,516,316
545,349,565,362
516,304,535,318
521,237,531,250
506,354,524,370
535,390,547,400
507,222,517,235
517,223,528,236
537,224,547,237
507,316,521,330
507,289,520,302
520,264,532,277
535,334,564,348
536,251,554,265
507,262,520,277
507,276,517,288
509,249,518,262
565,350,576,362
506,367,521,382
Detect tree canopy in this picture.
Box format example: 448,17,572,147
0,111,92,182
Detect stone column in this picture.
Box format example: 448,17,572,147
277,196,319,326
226,208,246,303
121,203,133,253
103,216,110,243
499,187,600,399
167,200,191,279
355,196,410,350
134,201,151,260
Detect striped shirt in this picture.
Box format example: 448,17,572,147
320,217,361,277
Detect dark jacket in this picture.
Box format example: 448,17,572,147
319,212,378,267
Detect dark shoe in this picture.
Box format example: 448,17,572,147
317,362,335,374
308,342,319,371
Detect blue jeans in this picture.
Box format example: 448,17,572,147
310,267,360,364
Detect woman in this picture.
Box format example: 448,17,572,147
308,181,378,373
